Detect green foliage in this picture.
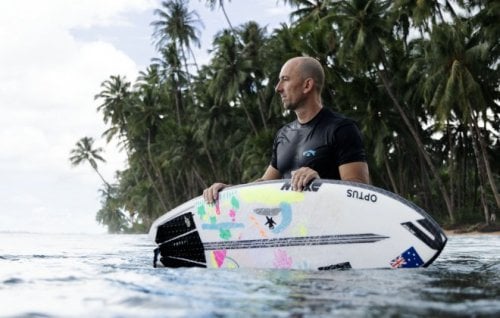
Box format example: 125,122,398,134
77,0,499,233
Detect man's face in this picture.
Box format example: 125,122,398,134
275,60,306,111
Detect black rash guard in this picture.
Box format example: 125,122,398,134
271,108,367,180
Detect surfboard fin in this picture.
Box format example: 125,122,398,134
318,262,352,270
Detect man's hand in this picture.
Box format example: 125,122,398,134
291,167,319,191
203,183,229,204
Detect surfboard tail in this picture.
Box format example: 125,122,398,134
153,212,208,268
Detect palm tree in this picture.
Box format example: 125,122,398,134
238,21,272,130
349,76,401,193
409,21,500,221
69,137,111,190
151,0,204,73
152,44,187,126
333,0,456,222
392,0,452,33
208,29,260,135
203,0,236,34
280,0,330,23
96,186,129,233
95,75,133,146
96,73,173,214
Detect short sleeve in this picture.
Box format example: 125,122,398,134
270,129,281,169
334,121,367,166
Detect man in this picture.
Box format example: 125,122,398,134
203,56,369,203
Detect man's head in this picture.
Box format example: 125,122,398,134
275,56,325,111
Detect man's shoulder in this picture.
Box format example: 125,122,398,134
279,116,301,130
319,108,356,127
277,108,357,134
275,119,298,139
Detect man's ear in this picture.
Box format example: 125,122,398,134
302,78,315,93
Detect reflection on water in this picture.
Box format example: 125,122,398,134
0,233,499,317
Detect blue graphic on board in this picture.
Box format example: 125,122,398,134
271,202,292,234
201,223,245,230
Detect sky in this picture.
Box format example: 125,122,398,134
0,0,292,234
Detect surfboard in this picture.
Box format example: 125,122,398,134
149,179,447,270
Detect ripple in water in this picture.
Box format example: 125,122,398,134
0,232,498,317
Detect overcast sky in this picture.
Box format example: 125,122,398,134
0,0,292,234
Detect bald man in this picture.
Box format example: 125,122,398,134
204,56,369,203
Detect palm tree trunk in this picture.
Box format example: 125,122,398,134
470,111,500,209
220,3,236,35
420,153,434,213
470,129,492,224
257,93,268,130
139,156,170,213
239,97,259,135
93,167,112,192
383,155,398,193
377,69,455,223
192,163,208,189
188,47,200,73
202,139,218,180
147,131,171,211
447,121,456,215
168,172,179,206
171,83,183,126
468,117,497,224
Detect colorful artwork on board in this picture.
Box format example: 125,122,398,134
192,185,310,268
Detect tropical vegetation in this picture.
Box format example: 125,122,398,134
69,0,499,233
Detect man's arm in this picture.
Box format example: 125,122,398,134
339,161,369,184
254,165,281,182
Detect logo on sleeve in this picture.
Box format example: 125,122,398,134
302,149,316,158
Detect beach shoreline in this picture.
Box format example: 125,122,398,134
444,230,500,236
442,222,500,236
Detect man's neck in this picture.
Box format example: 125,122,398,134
295,103,323,124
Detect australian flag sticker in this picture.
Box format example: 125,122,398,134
390,246,424,268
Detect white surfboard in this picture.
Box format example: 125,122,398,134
149,180,447,270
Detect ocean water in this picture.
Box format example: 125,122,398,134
1,232,499,317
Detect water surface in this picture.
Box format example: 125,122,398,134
1,232,499,317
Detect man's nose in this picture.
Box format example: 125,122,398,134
275,82,281,93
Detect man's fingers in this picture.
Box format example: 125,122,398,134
203,183,227,204
290,171,299,191
211,186,219,201
291,171,306,191
291,168,319,191
203,188,210,203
